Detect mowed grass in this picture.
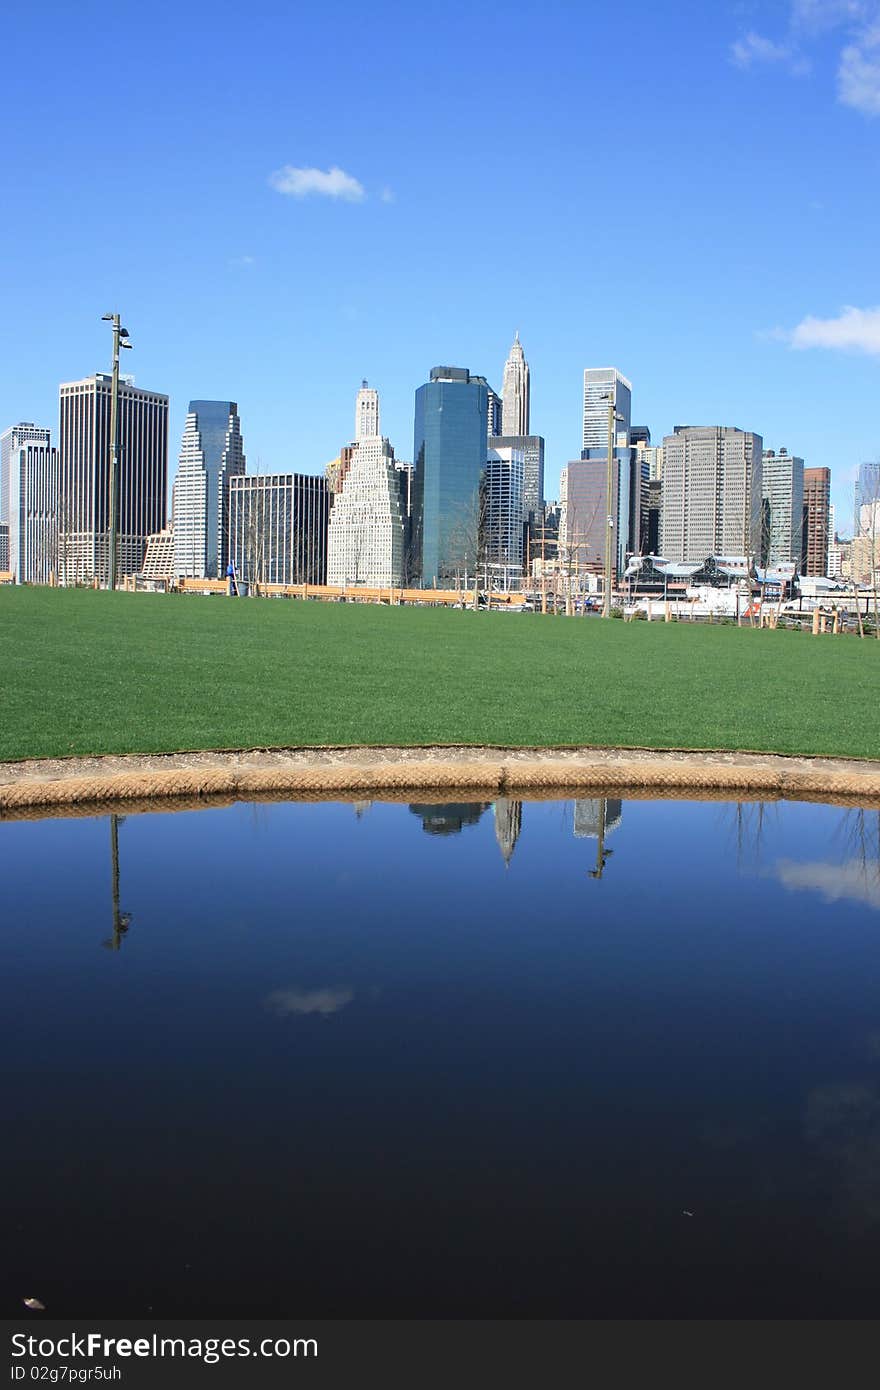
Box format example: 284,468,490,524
0,586,878,762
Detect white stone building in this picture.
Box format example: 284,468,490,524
327,434,405,587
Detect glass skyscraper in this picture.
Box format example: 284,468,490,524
412,367,489,585
173,401,245,578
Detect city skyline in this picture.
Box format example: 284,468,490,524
3,5,879,530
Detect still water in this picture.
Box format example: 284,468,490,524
3,794,880,1318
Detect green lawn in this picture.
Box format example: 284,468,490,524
0,586,878,762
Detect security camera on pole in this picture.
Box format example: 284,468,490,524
101,313,133,590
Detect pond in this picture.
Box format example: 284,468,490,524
2,794,880,1317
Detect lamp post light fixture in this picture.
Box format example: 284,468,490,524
101,313,133,590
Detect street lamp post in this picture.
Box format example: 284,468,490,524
101,313,132,590
601,395,620,619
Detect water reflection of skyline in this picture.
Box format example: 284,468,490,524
98,799,880,961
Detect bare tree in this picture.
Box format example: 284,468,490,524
449,480,488,609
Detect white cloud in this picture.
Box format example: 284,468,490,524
731,3,880,105
772,858,880,909
229,254,255,267
784,305,880,354
265,986,354,1017
268,165,366,201
838,21,880,111
791,0,868,33
730,30,798,66
380,186,396,203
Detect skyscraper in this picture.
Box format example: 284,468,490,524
327,429,406,587
1,424,48,539
355,381,380,442
173,401,245,578
560,451,633,580
502,332,530,436
802,467,831,576
58,375,168,584
489,435,545,523
854,461,880,537
761,448,804,567
583,368,631,450
660,426,763,563
228,473,328,585
485,446,524,585
412,367,489,585
5,429,58,583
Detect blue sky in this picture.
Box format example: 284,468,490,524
2,0,880,531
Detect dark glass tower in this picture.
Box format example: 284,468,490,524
412,367,489,586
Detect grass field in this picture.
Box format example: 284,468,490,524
0,586,878,762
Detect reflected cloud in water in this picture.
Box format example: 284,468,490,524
771,858,880,911
265,987,354,1017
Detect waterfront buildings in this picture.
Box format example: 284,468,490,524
412,367,489,585
761,448,804,567
660,426,763,564
802,467,831,577
501,333,530,436
172,401,245,578
582,368,631,450
229,473,328,586
58,375,168,584
4,428,58,584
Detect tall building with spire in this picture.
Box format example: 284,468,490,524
328,383,406,586
502,332,530,436
355,381,380,441
173,401,245,578
494,800,522,865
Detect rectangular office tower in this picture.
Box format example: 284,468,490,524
228,473,328,586
489,434,545,521
173,401,245,578
761,448,804,567
58,375,168,584
413,367,489,585
802,467,831,576
583,368,631,450
4,428,59,583
660,426,763,563
560,451,633,581
485,446,524,586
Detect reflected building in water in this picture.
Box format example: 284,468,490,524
574,799,623,880
493,800,522,866
573,800,623,839
408,803,490,836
